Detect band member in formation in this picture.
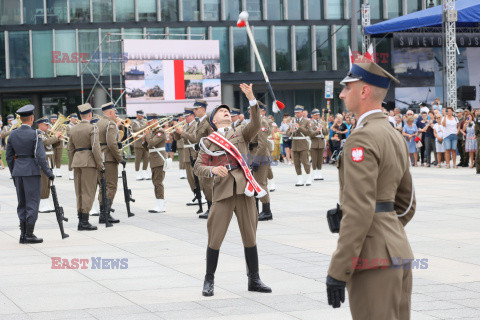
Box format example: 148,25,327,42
37,117,61,213
50,114,64,177
67,103,104,231
194,83,271,297
89,115,101,215
132,110,150,180
6,105,54,244
249,102,273,221
309,109,328,181
144,114,168,213
1,114,14,140
177,99,213,219
289,105,313,186
326,58,415,319
231,108,243,128
66,113,79,180
96,102,123,224
175,114,187,179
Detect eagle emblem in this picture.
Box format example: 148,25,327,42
261,127,266,132
351,147,364,162
157,132,162,137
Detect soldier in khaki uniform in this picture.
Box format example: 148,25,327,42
132,110,150,180
96,102,123,224
50,114,64,177
475,111,480,174
66,113,79,180
194,83,271,297
67,103,104,231
288,105,313,186
143,114,168,212
176,99,213,219
1,114,14,142
309,109,328,181
175,114,187,179
326,58,416,320
249,103,273,221
37,117,61,213
231,108,243,128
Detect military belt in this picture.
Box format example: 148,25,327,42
149,147,166,153
315,135,325,138
100,143,107,146
76,148,92,152
16,155,34,158
45,151,54,155
292,137,307,140
375,202,394,213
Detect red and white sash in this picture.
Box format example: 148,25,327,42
206,132,267,198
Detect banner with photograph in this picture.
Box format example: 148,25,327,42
124,39,221,115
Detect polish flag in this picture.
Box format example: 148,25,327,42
163,60,186,100
364,44,374,62
349,46,354,70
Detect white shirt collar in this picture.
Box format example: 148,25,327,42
21,124,32,127
357,109,382,128
217,127,229,136
199,114,207,122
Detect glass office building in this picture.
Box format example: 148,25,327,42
0,0,428,116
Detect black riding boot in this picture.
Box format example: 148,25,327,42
19,222,26,244
202,247,219,296
244,246,271,293
258,203,273,221
99,205,120,224
78,213,98,231
24,222,43,244
199,201,211,219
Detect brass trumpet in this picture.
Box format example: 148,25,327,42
164,120,187,134
49,113,70,142
117,117,131,128
121,115,173,150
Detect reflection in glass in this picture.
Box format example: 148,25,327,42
182,0,200,21
308,0,322,20
225,0,241,20
93,0,112,22
407,0,420,14
123,28,143,39
316,26,331,71
138,0,157,21
233,28,250,72
328,0,343,19
146,28,166,39
116,0,135,22
0,32,5,78
204,0,220,21
368,0,382,19
275,27,291,71
335,26,350,71
169,27,186,40
387,0,401,18
46,0,68,23
55,30,76,76
254,27,271,72
101,29,121,74
23,0,44,24
33,30,54,78
211,27,229,73
162,0,178,21
246,0,262,20
70,0,90,23
0,0,22,24
78,29,99,74
9,31,30,78
267,0,283,20
190,27,206,40
295,90,314,110
288,0,302,20
295,26,311,71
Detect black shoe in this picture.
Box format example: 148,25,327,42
202,247,219,297
244,246,271,293
258,203,273,221
199,201,211,219
99,213,120,224
78,213,98,231
19,222,26,244
24,223,43,244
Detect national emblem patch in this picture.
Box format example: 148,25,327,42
351,147,364,162
261,127,266,132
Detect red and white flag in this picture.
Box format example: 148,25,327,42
162,60,186,100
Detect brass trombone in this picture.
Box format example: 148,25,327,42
164,120,187,134
121,115,173,150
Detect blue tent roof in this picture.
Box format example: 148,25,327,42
365,0,480,35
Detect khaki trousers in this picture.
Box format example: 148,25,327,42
98,162,118,205
178,148,185,169
40,171,51,199
185,162,196,192
347,267,412,320
54,147,63,168
311,148,324,170
293,150,311,175
207,193,258,250
134,147,149,171
199,176,213,202
151,166,165,199
75,167,98,214
267,165,273,180
253,164,270,203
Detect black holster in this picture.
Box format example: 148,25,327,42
327,204,343,233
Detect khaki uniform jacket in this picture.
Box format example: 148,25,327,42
180,116,212,158
194,103,261,202
40,131,58,166
176,121,197,162
232,119,244,129
67,120,103,170
309,119,328,149
97,116,123,163
328,112,416,283
145,128,167,168
1,124,12,139
289,117,313,151
132,119,147,148
250,117,272,163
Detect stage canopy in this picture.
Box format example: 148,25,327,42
365,0,480,35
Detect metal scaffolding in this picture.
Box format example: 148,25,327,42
443,0,458,110
361,0,371,55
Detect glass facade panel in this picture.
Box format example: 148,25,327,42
211,27,229,73
335,25,350,71
295,26,310,71
204,0,220,21
233,28,249,72
162,0,178,21
9,31,30,78
101,29,121,74
46,0,68,23
169,27,186,39
288,0,302,20
315,26,331,71
182,0,200,21
138,0,157,21
275,26,291,71
327,0,343,19
78,29,99,74
407,0,421,14
116,0,135,22
254,26,270,72
0,0,21,24
0,32,5,78
123,28,142,39
308,0,322,20
267,0,283,20
295,89,314,109
225,0,241,20
246,0,262,21
93,0,113,22
190,27,206,39
70,0,90,23
23,0,44,25
146,28,166,39
387,0,401,18
55,30,76,76
33,30,54,78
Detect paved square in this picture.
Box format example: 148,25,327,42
0,163,479,319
